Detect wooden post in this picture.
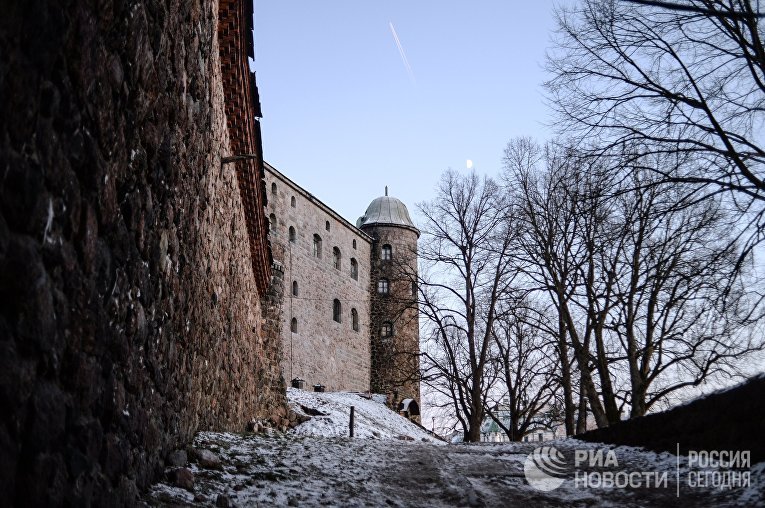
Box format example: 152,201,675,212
349,406,355,437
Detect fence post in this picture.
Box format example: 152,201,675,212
349,406,355,437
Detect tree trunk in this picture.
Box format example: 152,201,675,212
558,316,576,436
576,383,588,434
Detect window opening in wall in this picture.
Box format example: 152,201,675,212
289,226,296,242
325,220,331,232
291,318,298,333
291,196,296,207
377,278,389,295
271,182,277,195
381,321,393,338
351,308,359,331
352,239,357,249
269,213,277,234
350,258,358,280
333,299,342,323
412,281,417,297
333,247,341,270
313,234,322,258
292,281,299,297
381,244,392,260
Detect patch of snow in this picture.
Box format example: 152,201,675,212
287,388,442,444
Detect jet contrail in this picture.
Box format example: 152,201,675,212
389,21,416,85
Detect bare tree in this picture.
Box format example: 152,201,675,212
504,137,763,428
505,140,621,428
608,163,762,416
546,0,765,260
486,301,560,441
418,170,517,442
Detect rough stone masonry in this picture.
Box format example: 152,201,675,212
0,0,284,505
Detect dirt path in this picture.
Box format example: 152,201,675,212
144,433,763,507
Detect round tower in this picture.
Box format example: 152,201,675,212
357,188,421,414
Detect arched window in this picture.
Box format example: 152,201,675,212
381,321,393,338
292,281,299,297
333,247,341,270
352,239,357,249
377,278,389,295
350,258,358,280
291,196,296,207
291,318,298,333
269,213,277,234
333,299,342,323
271,182,277,195
381,244,392,260
351,308,359,332
313,234,322,258
289,226,296,243
325,220,331,232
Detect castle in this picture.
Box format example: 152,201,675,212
1,0,421,501
265,163,421,410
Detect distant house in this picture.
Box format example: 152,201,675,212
480,403,512,443
521,427,558,443
480,403,562,443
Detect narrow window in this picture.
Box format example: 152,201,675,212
291,318,298,333
350,258,358,280
313,234,322,258
381,244,392,260
351,308,359,332
377,278,389,295
412,281,417,297
352,239,357,249
292,281,299,297
291,196,296,207
269,213,277,234
325,220,331,232
289,226,296,243
381,321,393,338
333,247,341,270
271,182,277,195
333,299,342,323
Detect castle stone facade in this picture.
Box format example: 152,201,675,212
265,164,421,406
0,1,283,504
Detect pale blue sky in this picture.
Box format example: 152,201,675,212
255,1,557,224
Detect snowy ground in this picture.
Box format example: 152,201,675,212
286,388,441,443
144,391,764,507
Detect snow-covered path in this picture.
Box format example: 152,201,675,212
145,433,763,507
145,390,763,506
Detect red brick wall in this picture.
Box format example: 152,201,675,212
218,0,272,294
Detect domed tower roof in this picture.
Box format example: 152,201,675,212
357,188,419,236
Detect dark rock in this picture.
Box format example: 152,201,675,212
216,493,231,507
166,449,187,467
193,448,222,469
299,404,327,417
167,467,194,492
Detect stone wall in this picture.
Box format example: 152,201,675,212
0,0,283,504
364,225,421,406
577,376,765,464
265,164,372,391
